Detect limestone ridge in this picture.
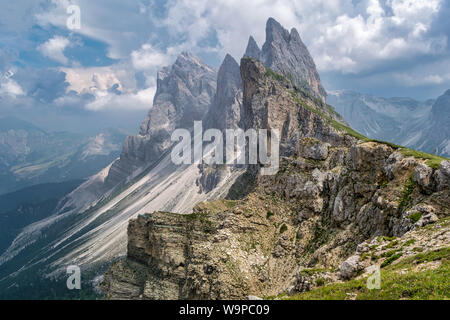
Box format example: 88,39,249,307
245,18,327,103
101,56,450,300
106,52,217,186
240,57,352,157
196,54,244,194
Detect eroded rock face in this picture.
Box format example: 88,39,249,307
297,138,330,160
436,160,450,191
102,141,449,299
393,204,439,236
204,54,242,132
240,58,349,157
106,52,217,186
101,59,450,300
414,163,435,194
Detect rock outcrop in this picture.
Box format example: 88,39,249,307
101,58,450,300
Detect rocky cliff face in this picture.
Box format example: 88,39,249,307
246,18,327,103
106,52,217,187
2,18,448,300
101,58,450,300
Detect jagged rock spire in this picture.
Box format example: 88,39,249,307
204,53,242,132
261,17,327,103
244,36,261,60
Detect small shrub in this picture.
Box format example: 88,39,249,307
398,175,416,213
280,224,288,234
407,212,422,223
315,278,326,286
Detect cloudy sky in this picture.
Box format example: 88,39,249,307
1,0,449,134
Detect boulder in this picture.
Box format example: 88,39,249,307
339,255,361,280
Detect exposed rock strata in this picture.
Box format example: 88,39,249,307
101,58,450,300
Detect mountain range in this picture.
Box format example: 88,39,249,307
0,18,448,300
328,90,450,157
0,117,128,194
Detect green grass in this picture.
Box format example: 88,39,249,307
377,236,397,242
265,67,288,83
288,248,450,300
403,239,416,247
298,267,331,276
194,199,238,214
381,253,403,267
399,149,447,169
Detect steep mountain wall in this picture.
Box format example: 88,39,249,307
101,58,450,299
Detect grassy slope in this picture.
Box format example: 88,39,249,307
288,248,450,300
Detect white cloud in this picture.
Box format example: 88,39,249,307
60,64,155,111
62,66,126,94
0,79,25,97
3,0,449,109
37,36,72,64
32,0,448,77
160,0,447,74
131,44,172,71
391,58,450,86
84,86,155,111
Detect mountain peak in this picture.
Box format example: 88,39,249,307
261,18,327,103
204,53,242,132
444,89,450,96
222,53,239,68
244,36,261,60
265,17,290,43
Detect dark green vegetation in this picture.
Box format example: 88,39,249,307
0,266,103,300
289,248,450,300
0,180,83,254
398,175,416,213
407,212,422,223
